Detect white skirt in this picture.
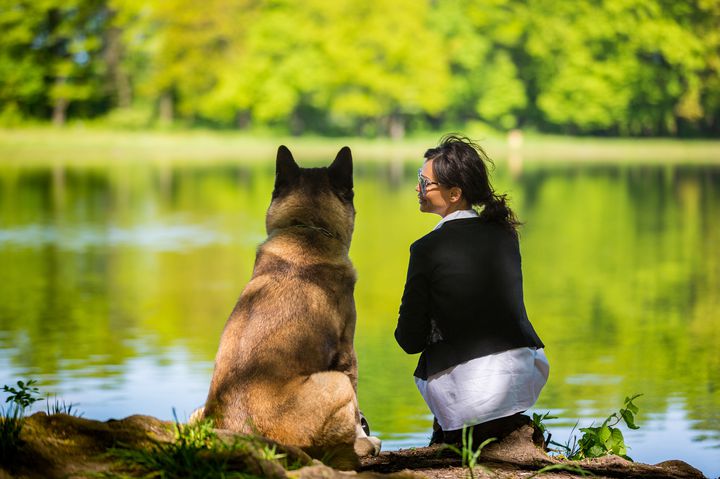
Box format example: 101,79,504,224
415,347,550,431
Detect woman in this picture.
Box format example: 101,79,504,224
395,134,549,446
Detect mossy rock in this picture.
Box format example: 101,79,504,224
0,412,314,478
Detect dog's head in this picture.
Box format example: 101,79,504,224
266,145,355,248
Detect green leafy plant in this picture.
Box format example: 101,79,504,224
441,426,496,479
532,411,558,445
3,380,42,411
549,394,642,461
1,379,44,463
574,394,642,460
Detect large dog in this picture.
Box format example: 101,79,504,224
199,145,381,468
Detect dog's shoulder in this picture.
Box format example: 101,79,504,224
252,235,356,287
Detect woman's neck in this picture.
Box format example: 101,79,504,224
440,201,471,218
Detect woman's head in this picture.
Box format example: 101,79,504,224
419,134,519,232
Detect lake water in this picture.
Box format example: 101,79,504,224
0,157,718,478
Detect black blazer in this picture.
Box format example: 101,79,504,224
395,217,544,379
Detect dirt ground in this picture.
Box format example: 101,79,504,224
359,425,707,479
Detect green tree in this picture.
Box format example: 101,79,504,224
321,0,450,137
1,0,719,136
524,0,718,135
431,0,528,130
0,1,49,123
142,0,257,126
203,0,450,136
0,0,121,125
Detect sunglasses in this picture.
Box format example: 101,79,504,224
417,168,439,196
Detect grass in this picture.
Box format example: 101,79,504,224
45,396,84,417
440,426,496,479
104,410,305,479
1,126,718,166
0,405,23,463
1,379,43,463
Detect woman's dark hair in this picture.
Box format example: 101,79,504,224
424,134,520,233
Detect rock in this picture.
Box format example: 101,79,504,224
0,412,314,479
574,454,706,479
655,460,707,478
2,412,175,478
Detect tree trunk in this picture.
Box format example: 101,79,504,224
105,26,132,108
159,92,174,125
52,77,68,127
290,110,304,136
389,114,405,140
235,110,250,129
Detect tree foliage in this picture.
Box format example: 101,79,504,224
0,0,718,136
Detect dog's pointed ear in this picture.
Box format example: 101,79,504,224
328,146,353,192
274,145,300,195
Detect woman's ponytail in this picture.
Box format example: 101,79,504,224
479,193,520,234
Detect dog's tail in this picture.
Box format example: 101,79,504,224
188,406,205,424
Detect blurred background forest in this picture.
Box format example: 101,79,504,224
1,0,719,138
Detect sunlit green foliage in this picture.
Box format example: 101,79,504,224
0,0,718,135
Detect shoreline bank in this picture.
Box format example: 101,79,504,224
1,127,719,166
0,412,708,479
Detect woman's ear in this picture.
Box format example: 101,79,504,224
449,186,463,203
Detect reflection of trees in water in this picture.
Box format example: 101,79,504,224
0,163,266,383
0,162,719,444
516,164,720,437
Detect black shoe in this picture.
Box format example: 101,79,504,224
429,427,444,446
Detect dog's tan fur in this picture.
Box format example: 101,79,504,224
200,146,380,469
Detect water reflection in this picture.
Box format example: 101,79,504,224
0,160,718,477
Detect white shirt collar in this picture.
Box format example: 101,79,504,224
433,209,479,231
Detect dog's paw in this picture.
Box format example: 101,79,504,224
354,435,381,457
367,435,382,455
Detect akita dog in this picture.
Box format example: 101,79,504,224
199,145,381,468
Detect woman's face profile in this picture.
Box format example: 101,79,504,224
417,159,450,216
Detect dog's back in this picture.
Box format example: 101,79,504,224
202,146,377,467
205,231,357,431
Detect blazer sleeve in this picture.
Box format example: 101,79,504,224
395,243,432,354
